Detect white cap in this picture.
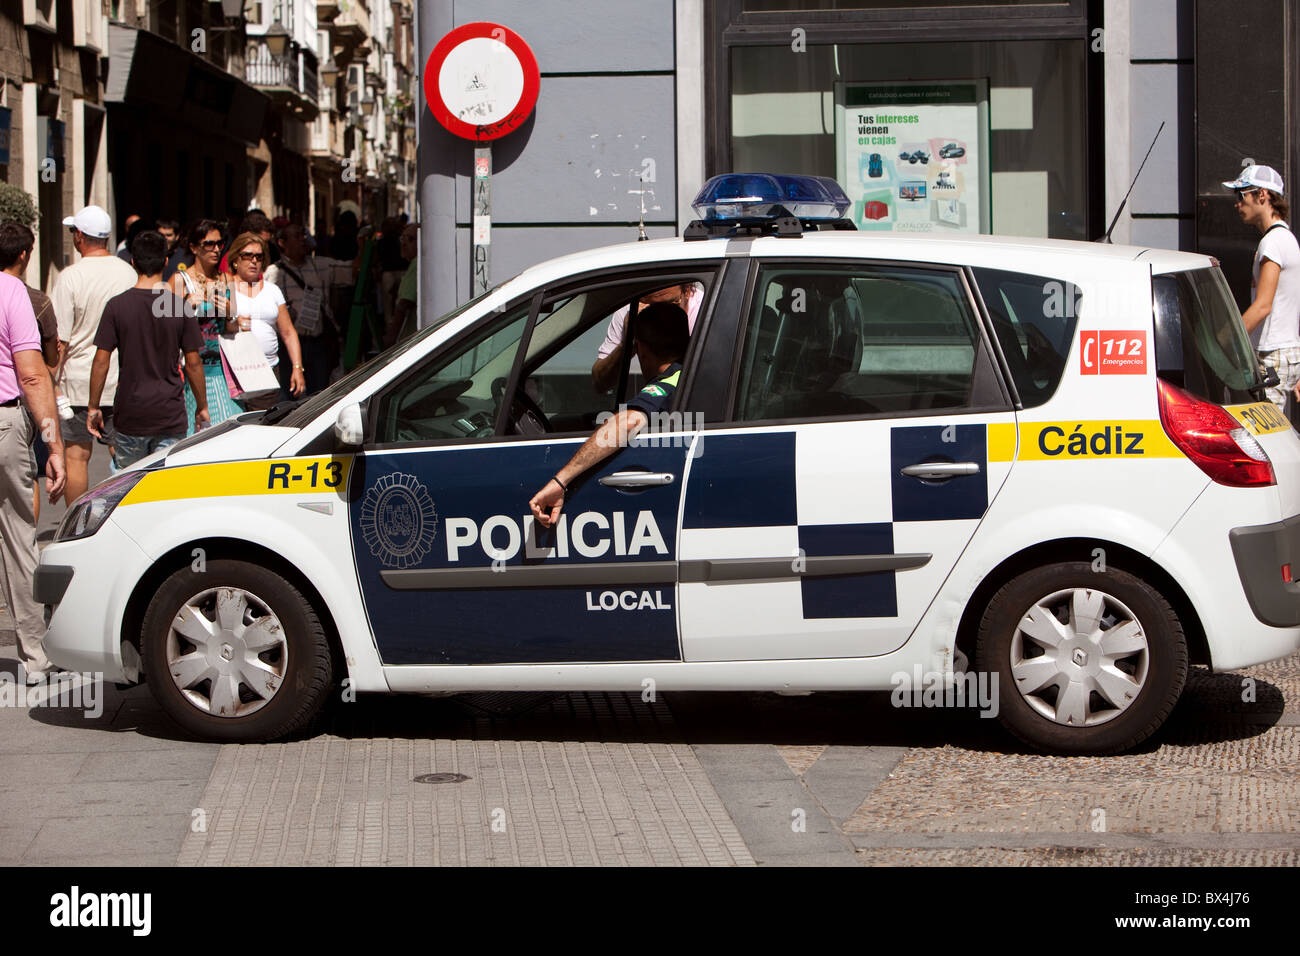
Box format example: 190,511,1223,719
61,205,112,239
1223,164,1285,195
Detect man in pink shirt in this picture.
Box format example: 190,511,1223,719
591,282,703,393
0,271,67,683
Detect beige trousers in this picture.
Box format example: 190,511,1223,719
0,403,47,674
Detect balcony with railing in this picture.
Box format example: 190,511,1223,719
246,41,320,119
332,0,370,48
310,96,348,160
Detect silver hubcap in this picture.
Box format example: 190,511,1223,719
166,587,288,718
1010,587,1148,727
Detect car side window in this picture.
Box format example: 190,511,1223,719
733,263,982,421
511,276,712,435
373,272,713,445
971,267,1076,408
373,301,533,443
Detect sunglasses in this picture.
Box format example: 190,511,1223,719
1234,188,1261,200
198,239,223,249
238,252,264,262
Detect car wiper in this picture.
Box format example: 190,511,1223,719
259,399,303,425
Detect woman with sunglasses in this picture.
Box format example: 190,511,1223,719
169,219,243,431
1224,164,1300,415
227,232,305,409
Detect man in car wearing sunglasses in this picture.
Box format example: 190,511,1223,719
1225,164,1300,414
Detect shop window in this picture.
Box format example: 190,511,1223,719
743,0,1066,8
729,38,1088,240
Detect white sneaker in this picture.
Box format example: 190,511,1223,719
23,666,55,686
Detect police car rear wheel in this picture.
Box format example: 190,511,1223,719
975,563,1187,755
142,560,334,742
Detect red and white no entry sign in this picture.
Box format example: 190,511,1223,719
423,22,540,142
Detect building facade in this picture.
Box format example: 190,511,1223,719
1,0,113,289
416,0,1292,324
0,0,416,294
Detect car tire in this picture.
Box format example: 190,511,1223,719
141,559,335,742
974,562,1187,755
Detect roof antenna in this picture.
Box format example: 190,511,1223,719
1099,121,1165,244
636,172,648,241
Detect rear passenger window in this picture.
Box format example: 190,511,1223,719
971,267,1076,408
733,263,982,421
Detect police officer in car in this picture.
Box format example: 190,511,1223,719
530,301,689,528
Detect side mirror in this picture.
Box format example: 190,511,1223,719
334,403,364,448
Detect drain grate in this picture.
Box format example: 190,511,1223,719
413,772,471,785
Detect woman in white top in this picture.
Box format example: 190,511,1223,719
227,232,305,408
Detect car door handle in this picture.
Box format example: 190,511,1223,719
598,471,676,488
900,462,981,480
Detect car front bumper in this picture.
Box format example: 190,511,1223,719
38,518,152,683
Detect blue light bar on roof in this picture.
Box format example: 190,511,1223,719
691,173,852,222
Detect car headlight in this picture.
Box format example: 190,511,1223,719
55,471,147,542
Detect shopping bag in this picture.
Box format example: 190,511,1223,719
219,348,243,399
217,331,280,401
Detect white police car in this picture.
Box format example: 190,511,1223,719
36,174,1300,754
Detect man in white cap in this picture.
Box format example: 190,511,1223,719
1224,164,1300,413
50,205,136,503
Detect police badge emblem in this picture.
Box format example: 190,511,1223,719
360,473,438,568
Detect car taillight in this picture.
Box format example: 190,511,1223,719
1157,379,1276,487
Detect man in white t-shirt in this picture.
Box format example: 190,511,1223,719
50,205,138,503
1225,165,1300,413
591,282,703,392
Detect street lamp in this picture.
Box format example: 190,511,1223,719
220,0,246,19
319,55,340,86
265,18,291,58
360,92,375,117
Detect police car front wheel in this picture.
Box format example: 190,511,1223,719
141,560,335,742
975,563,1188,755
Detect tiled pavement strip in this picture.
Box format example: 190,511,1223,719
176,693,754,866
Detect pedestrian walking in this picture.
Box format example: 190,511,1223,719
386,222,419,347
49,205,137,504
265,223,339,396
378,214,409,331
0,267,66,683
115,216,147,265
169,219,243,433
0,222,60,522
156,218,187,281
227,231,304,409
1224,165,1300,415
220,211,278,273
86,231,206,471
114,213,141,257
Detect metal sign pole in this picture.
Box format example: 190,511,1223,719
473,145,491,297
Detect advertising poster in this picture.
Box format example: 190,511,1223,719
836,82,989,234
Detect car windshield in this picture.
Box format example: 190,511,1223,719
275,282,509,429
